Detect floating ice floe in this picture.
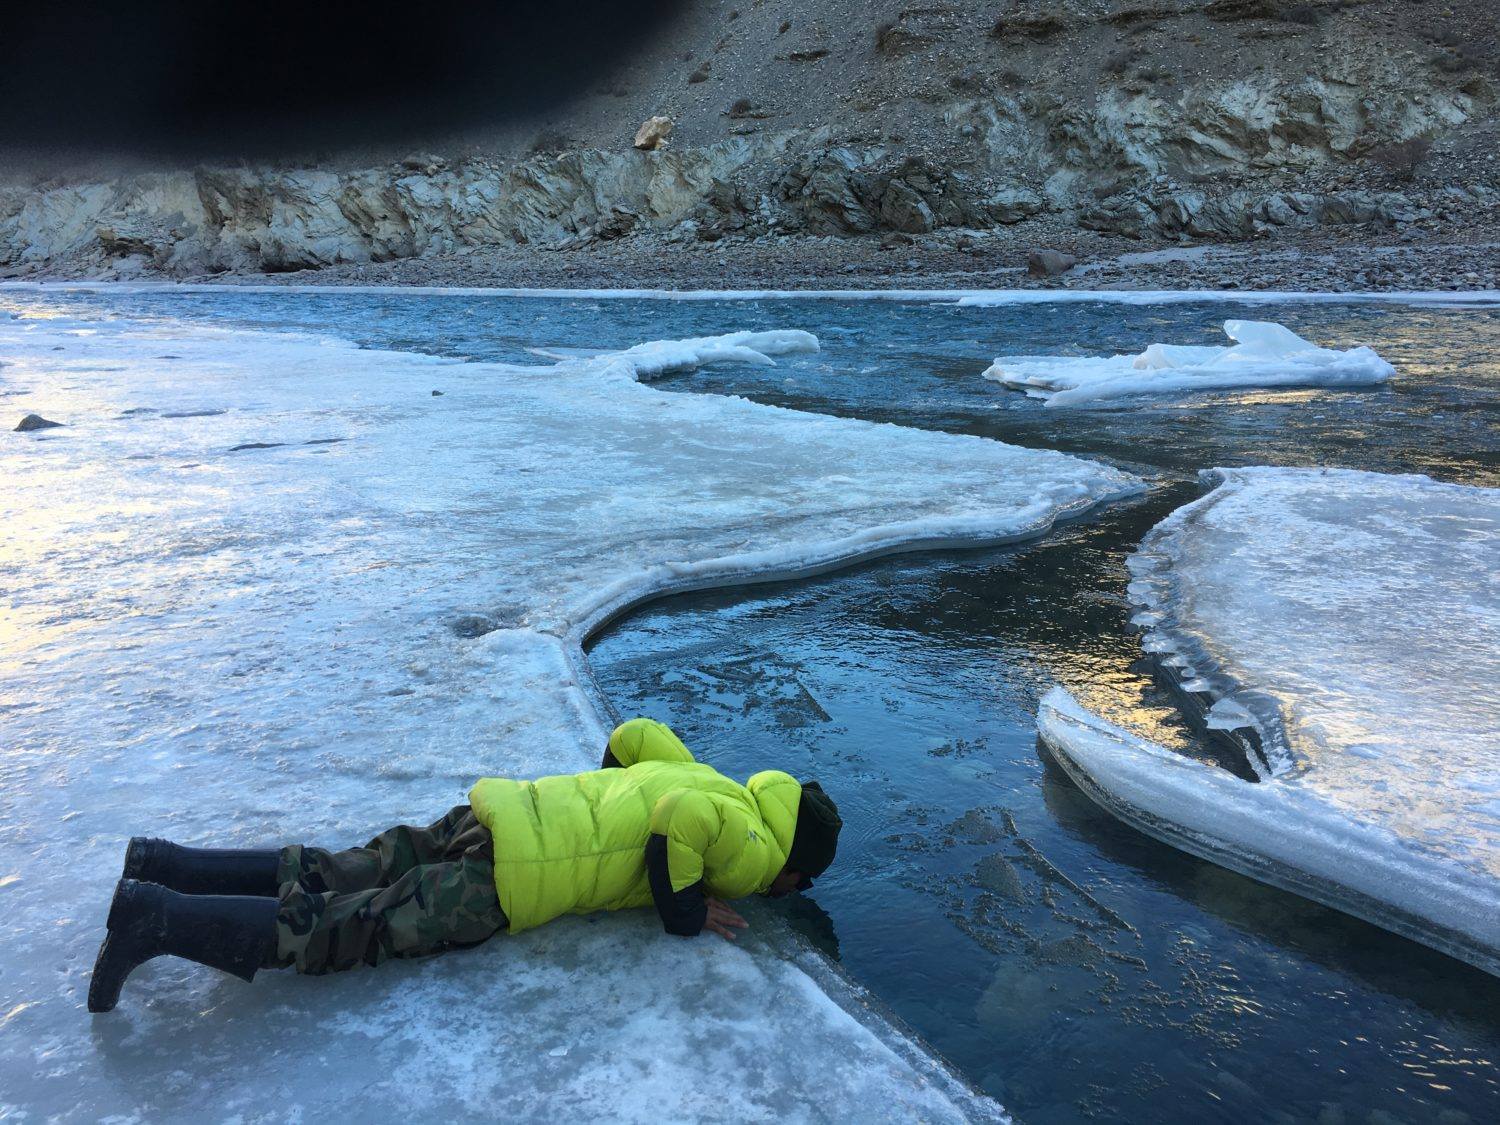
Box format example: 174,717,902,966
527,330,817,376
1040,467,1500,975
983,320,1396,407
0,300,1141,1120
603,328,820,380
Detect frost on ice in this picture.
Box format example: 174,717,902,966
0,298,1139,1120
1041,467,1500,975
983,319,1396,407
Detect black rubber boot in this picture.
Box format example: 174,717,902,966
87,878,279,1014
123,837,283,897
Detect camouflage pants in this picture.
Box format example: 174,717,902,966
271,805,507,974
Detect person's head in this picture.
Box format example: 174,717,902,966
768,780,841,898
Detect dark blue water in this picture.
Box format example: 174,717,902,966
9,287,1500,1122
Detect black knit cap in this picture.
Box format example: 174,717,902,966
787,780,842,889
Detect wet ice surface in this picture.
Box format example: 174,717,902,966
1092,467,1500,970
983,319,1396,407
0,300,1152,1120
1039,680,1500,978
1132,467,1500,839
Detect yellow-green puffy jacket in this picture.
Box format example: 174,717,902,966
468,718,801,933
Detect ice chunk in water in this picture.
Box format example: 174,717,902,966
1039,466,1500,974
526,331,816,376
983,320,1396,407
604,328,820,381
0,300,1124,1120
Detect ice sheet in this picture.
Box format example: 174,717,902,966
0,301,1142,1119
982,320,1396,407
1040,466,1500,974
1037,689,1500,977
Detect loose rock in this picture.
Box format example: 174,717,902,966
15,414,64,432
633,116,674,151
450,614,500,639
1027,249,1077,278
400,153,446,175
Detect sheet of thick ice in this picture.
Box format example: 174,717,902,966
982,319,1396,407
1130,467,1500,806
0,303,1141,1120
1037,689,1500,977
1039,466,1500,973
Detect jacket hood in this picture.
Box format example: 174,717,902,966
746,770,800,884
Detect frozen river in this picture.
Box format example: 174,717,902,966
3,285,1498,1122
585,294,1500,1123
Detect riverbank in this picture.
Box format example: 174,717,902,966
6,0,1496,296
87,230,1500,295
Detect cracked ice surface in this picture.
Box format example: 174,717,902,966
983,319,1395,407
0,303,1140,1120
1041,467,1500,974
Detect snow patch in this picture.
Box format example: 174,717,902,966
983,320,1395,407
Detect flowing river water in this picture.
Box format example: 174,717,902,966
6,287,1499,1122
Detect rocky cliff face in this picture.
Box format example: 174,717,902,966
3,0,1496,278
0,138,787,275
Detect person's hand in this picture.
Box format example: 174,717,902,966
704,898,748,941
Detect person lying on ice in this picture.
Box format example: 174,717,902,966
88,718,842,1012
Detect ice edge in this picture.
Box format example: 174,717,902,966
1037,687,1500,977
1125,468,1302,779
562,525,1146,1125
